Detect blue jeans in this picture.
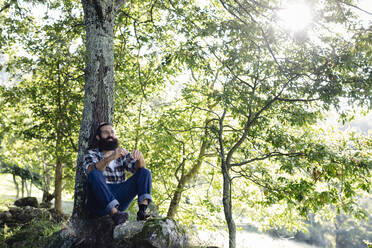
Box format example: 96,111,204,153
86,168,152,217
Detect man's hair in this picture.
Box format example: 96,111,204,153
95,122,112,137
88,122,113,150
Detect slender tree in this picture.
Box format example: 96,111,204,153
207,1,372,247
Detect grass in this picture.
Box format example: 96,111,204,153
0,173,73,214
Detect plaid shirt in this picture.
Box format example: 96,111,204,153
83,148,137,184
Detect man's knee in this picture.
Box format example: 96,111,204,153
137,167,151,177
87,169,104,183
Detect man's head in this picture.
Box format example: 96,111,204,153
95,122,119,151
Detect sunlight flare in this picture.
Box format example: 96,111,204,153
278,2,313,32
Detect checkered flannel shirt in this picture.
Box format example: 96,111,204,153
83,148,137,184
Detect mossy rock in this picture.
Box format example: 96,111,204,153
14,197,38,208
46,217,187,248
0,241,6,248
5,219,60,248
130,218,187,248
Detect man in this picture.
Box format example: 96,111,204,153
83,122,152,226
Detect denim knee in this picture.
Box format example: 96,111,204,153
87,169,104,183
136,167,151,177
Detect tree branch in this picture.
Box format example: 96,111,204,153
114,0,126,13
0,2,11,13
208,46,254,90
219,0,249,25
231,151,305,167
339,0,372,15
277,97,320,102
217,109,227,165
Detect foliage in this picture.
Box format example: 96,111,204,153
0,0,84,206
0,161,42,188
1,218,61,248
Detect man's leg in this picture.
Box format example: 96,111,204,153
86,169,120,217
110,168,152,214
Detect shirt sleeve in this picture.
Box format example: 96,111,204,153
83,150,100,175
121,153,137,174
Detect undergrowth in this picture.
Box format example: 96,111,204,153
1,213,61,248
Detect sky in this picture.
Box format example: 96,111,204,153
347,112,372,134
358,0,372,25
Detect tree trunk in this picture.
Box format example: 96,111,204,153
25,164,31,196
55,160,63,213
54,60,64,214
12,174,19,198
167,132,208,218
222,164,236,248
72,0,125,220
217,109,236,248
21,178,25,198
42,162,52,204
26,182,31,197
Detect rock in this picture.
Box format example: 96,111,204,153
114,217,187,248
14,197,38,208
0,211,12,227
48,216,187,248
40,201,53,209
0,211,11,221
0,240,6,248
46,215,119,248
2,206,68,228
113,221,145,239
7,206,46,226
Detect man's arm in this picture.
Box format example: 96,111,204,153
86,148,128,174
120,150,145,174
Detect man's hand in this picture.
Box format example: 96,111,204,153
87,148,129,174
131,150,146,168
106,148,128,160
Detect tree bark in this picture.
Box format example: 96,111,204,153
217,110,236,248
21,178,25,198
167,127,208,219
26,181,31,197
55,62,64,214
222,165,236,248
72,0,124,220
55,160,63,213
42,162,52,204
12,174,19,198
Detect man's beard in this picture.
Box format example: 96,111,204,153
97,136,119,151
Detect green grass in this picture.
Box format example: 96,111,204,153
0,173,73,214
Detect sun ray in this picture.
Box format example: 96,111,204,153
277,2,313,32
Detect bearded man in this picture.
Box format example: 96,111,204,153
83,122,152,226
